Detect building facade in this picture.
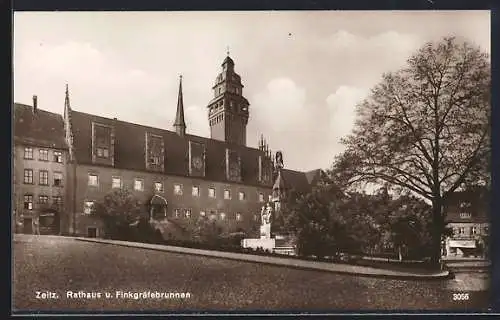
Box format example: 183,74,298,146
13,97,69,235
13,56,320,240
443,187,490,258
61,55,317,239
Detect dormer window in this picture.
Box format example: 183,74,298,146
145,132,164,172
92,122,114,165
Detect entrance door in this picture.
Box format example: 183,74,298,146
87,227,97,238
23,218,33,234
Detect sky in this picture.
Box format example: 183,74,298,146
13,11,490,172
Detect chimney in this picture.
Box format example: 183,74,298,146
33,95,38,113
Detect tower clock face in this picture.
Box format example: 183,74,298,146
192,157,203,170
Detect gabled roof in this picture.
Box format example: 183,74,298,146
70,109,273,187
280,168,314,194
305,169,323,186
13,103,68,150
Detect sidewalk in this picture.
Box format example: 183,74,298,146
74,237,450,280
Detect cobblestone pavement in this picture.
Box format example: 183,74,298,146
12,236,491,313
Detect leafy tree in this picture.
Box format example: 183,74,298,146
332,37,490,265
92,188,146,240
192,216,222,245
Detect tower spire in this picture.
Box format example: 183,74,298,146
64,83,71,119
173,75,186,137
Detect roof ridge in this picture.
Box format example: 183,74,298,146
71,109,264,152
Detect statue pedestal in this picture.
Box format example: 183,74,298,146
260,224,271,239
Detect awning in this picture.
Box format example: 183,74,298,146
448,240,476,248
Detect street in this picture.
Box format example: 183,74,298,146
13,236,490,312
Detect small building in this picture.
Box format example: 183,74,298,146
443,186,490,258
13,96,70,235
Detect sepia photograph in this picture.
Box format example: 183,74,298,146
12,10,491,313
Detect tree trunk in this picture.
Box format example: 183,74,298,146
430,198,444,267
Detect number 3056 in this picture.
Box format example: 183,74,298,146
453,293,469,301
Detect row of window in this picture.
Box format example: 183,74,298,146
23,194,63,210
23,169,63,186
453,226,489,235
88,174,267,202
210,114,224,126
82,200,254,223
23,147,63,163
459,212,472,219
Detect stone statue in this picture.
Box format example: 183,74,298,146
260,203,273,226
260,205,267,225
275,151,284,169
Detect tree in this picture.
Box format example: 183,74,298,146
92,188,146,240
192,216,222,245
333,37,490,265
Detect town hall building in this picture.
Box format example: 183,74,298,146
13,55,322,239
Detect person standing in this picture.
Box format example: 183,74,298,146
32,211,40,235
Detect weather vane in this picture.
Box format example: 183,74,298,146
226,46,230,56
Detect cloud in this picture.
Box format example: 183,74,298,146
315,30,421,88
14,41,167,121
250,77,309,133
326,85,369,145
185,104,209,137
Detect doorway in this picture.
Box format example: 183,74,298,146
23,218,33,234
87,227,98,238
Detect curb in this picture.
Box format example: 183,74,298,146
74,238,450,281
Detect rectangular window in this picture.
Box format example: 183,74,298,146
112,176,121,189
238,191,246,201
154,182,163,192
209,211,217,220
259,193,264,203
53,172,63,186
53,151,63,163
88,174,99,187
38,195,49,204
471,226,477,235
236,213,242,221
151,156,160,165
192,186,200,197
83,201,94,214
174,184,183,195
460,212,472,219
224,189,231,200
53,196,63,206
96,147,109,159
208,187,216,198
39,149,49,161
185,209,192,219
24,147,33,159
24,195,33,210
174,209,181,218
39,170,49,185
458,227,465,235
23,169,33,184
134,179,144,191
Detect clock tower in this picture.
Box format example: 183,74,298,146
207,54,250,146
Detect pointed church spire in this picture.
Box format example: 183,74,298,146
64,83,71,119
173,75,186,137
